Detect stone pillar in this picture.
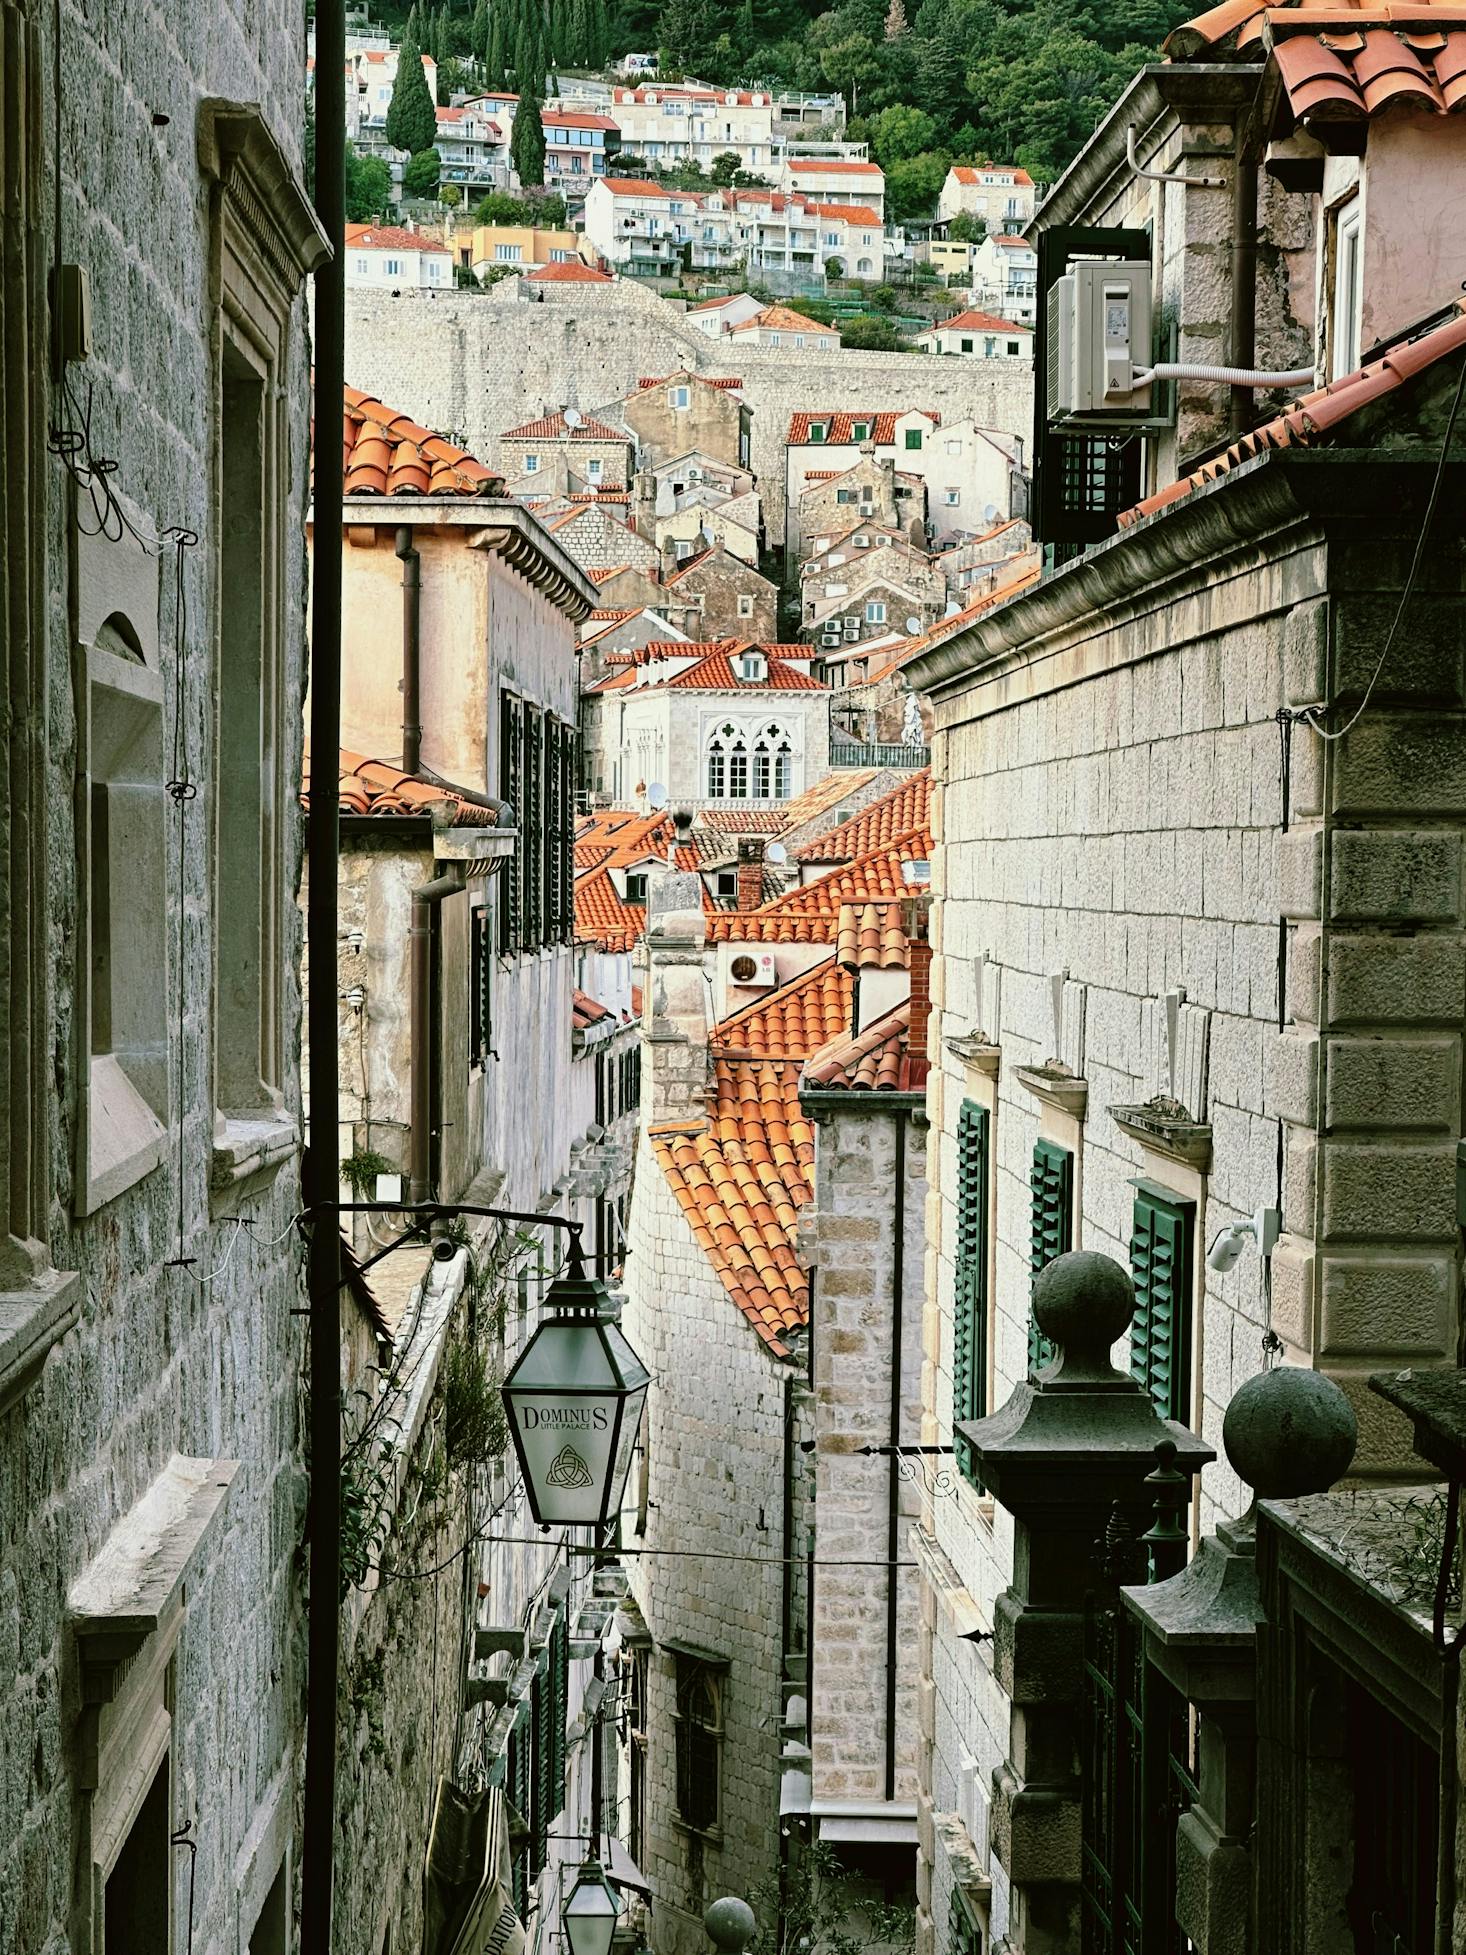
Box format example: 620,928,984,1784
958,1251,1213,1955
1122,1366,1356,1955
640,872,709,1126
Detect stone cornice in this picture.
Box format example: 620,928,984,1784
945,1032,1001,1080
197,101,330,285
908,454,1466,704
470,511,600,621
1110,1102,1213,1173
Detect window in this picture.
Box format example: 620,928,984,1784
807,421,826,443
469,902,493,1065
625,871,649,904
856,257,873,275
1007,340,1021,355
737,593,755,618
495,242,522,262
1028,1139,1073,1372
104,1753,170,1955
751,722,791,798
865,600,886,623
1129,1183,1195,1423
498,693,524,951
385,257,401,275
960,337,974,353
587,458,603,480
670,385,690,408
716,869,738,899
629,1651,649,1864
904,428,923,451
944,489,960,506
952,1101,989,1486
674,1656,723,1832
523,454,539,472
825,231,839,246
946,438,961,455
1331,195,1363,379
836,488,854,505
768,331,781,345
355,256,369,273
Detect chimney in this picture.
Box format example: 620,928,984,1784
640,872,709,1126
904,894,932,1061
660,536,680,582
736,837,764,912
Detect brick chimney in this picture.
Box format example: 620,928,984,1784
640,872,709,1126
736,838,764,912
904,894,932,1062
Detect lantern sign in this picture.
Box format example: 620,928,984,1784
562,1859,621,1955
500,1243,651,1528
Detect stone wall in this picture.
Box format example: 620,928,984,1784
1,4,314,1952
341,281,1034,541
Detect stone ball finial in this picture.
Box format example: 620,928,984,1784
1032,1251,1135,1373
1223,1365,1357,1500
704,1897,757,1953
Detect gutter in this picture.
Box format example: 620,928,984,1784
408,869,463,1202
884,1109,905,1803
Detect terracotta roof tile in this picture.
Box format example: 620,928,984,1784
926,308,1030,336
652,1058,813,1352
573,989,616,1030
636,373,746,391
786,159,884,175
834,902,910,972
574,865,645,951
729,305,841,337
339,385,502,498
344,223,452,253
501,410,628,440
951,163,1034,186
575,808,679,868
797,771,931,862
788,411,939,444
326,748,494,825
526,260,616,283
1119,299,1466,529
713,957,853,1059
707,822,933,943
802,1001,929,1093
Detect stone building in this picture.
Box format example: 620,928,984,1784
659,543,780,642
1,13,322,1953
496,410,636,499
803,537,948,648
788,418,942,557
543,501,662,577
796,455,928,557
906,7,1466,1950
651,498,763,569
936,164,1036,231
612,372,754,476
583,642,829,808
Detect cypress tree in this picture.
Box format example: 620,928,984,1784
387,27,438,155
549,0,567,68
472,0,489,61
513,18,532,88
487,7,508,85
511,92,546,185
590,0,610,68
569,0,590,65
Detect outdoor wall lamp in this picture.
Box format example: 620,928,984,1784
1206,1205,1281,1274
562,1859,622,1955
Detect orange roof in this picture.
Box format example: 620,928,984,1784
730,304,840,337
708,823,932,943
344,223,451,253
526,260,615,283
636,373,745,392
587,564,634,584
802,201,883,226
835,901,910,972
788,411,938,444
574,865,645,951
340,385,502,498
787,159,883,175
543,110,619,129
501,409,628,441
929,308,1029,336
1120,299,1466,529
575,807,678,869
1171,4,1466,115
990,234,1033,248
573,989,616,1031
798,771,931,862
329,748,493,826
803,1001,928,1093
659,647,824,691
951,163,1034,186
598,175,679,197
653,1059,813,1352
771,767,884,832
688,292,751,311
713,958,854,1059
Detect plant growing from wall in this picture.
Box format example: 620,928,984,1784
443,1336,509,1467
748,1840,916,1955
341,1145,395,1197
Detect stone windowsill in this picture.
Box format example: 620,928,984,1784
1014,1064,1088,1120
671,1816,724,1848
0,1259,83,1417
944,1032,1000,1079
210,1109,300,1215
1109,1102,1213,1173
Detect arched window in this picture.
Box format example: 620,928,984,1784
752,722,793,801
674,1657,723,1832
706,722,748,799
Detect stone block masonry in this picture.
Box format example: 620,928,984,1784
343,282,1034,540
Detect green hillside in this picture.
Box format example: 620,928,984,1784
356,0,1194,209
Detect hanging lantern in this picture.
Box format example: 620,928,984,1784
562,1860,622,1955
500,1241,651,1527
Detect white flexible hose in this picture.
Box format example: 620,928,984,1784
1132,362,1317,388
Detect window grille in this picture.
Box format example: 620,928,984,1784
1028,1138,1073,1372
953,1100,989,1487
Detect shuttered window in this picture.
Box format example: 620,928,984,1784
507,1702,532,1915
469,902,492,1066
529,1666,549,1873
523,706,543,949
1028,1138,1073,1372
547,1610,570,1824
498,694,524,953
952,1100,989,1487
1129,1182,1195,1423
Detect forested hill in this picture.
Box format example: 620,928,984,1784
360,0,1197,208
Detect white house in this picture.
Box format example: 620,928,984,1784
777,156,886,217
343,221,452,289
937,162,1036,229
608,85,782,175
434,103,509,198
346,44,439,149
582,175,699,274
784,408,943,555
685,291,767,335
728,303,841,350
914,307,1032,359
970,231,1039,325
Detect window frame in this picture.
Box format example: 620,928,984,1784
672,1652,726,1836
1028,1137,1074,1372
952,1099,990,1487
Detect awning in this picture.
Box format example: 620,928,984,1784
604,1835,651,1898
811,1800,918,1846
423,1781,527,1955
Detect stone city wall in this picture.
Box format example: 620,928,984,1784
343,281,1034,540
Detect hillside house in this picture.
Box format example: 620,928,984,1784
968,232,1038,325
936,162,1037,231
345,221,452,290
913,309,1032,360
612,370,753,475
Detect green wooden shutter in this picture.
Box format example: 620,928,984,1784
530,1665,549,1873
1129,1182,1195,1423
523,707,543,949
499,694,523,953
547,1611,569,1823
508,1701,532,1915
952,1100,989,1487
1028,1138,1073,1372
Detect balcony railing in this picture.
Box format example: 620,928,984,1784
830,741,930,769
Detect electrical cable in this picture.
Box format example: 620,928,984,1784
1303,348,1466,744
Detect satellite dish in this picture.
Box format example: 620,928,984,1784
647,781,669,809
564,406,584,428
983,502,999,523
766,841,788,865
905,616,922,635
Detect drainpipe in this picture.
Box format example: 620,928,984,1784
1229,116,1260,437
303,0,345,1942
884,1110,906,1803
396,526,422,774
408,867,461,1202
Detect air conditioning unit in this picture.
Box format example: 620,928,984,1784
1047,259,1153,425
728,949,777,988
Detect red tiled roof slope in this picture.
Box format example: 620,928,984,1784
574,865,645,951
706,823,933,943
501,410,628,441
329,748,493,825
797,770,931,861
788,411,939,444
341,386,502,497
713,958,854,1059
803,1001,928,1093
